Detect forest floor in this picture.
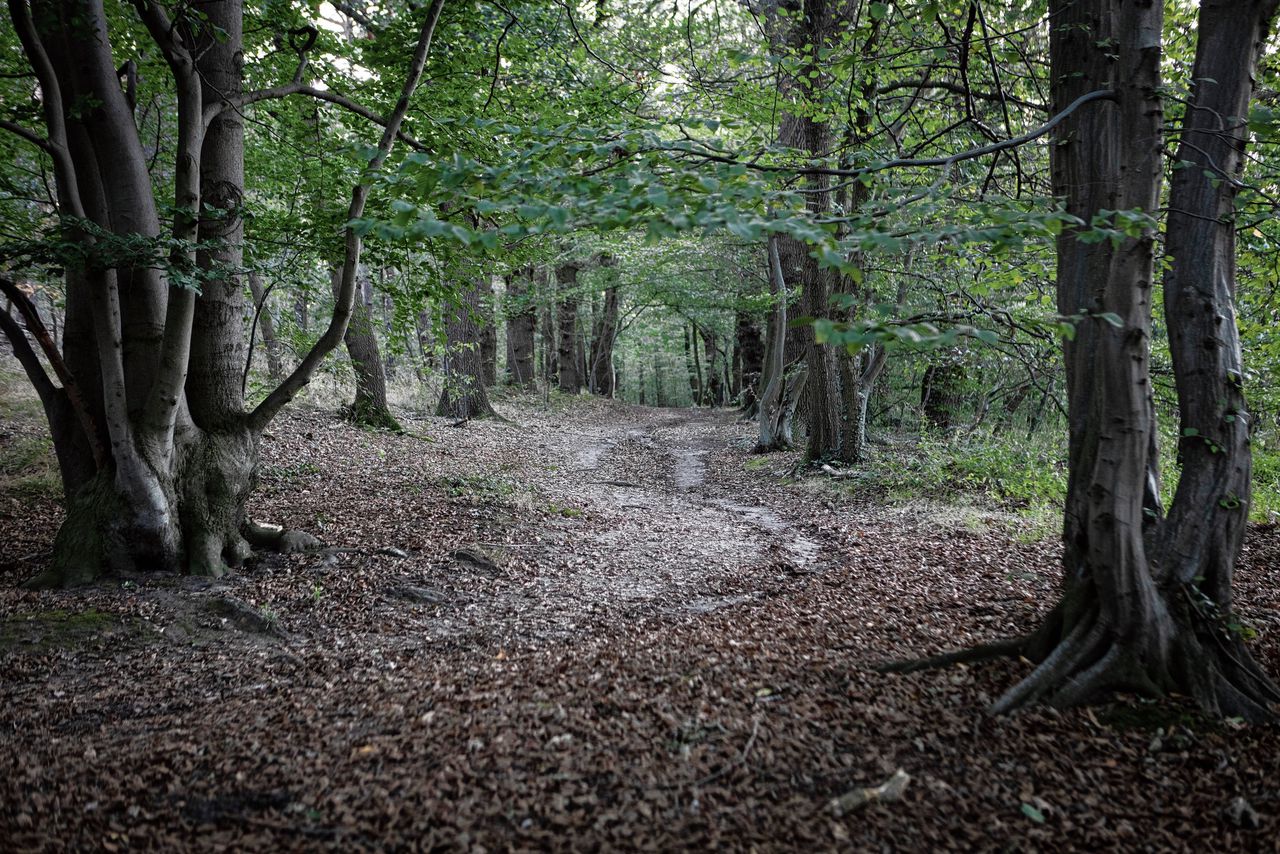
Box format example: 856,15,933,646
2,383,1280,851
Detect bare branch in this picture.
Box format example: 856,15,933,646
0,119,51,152
206,82,428,152
663,89,1115,180
0,277,107,468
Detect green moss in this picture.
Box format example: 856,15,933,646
0,608,141,653
743,456,772,471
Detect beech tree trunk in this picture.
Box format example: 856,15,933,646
5,0,442,587
337,266,399,430
505,268,537,388
437,278,498,419
756,237,804,451
920,359,964,432
973,0,1280,721
478,276,497,387
589,285,619,397
735,310,764,413
556,262,583,393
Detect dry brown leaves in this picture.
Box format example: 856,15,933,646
0,395,1277,852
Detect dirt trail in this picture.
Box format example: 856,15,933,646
416,406,833,648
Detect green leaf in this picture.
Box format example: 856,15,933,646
1020,803,1046,824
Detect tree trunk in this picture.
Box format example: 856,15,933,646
683,324,701,405
505,268,537,389
1151,0,1280,718
589,284,619,397
478,275,497,387
756,237,803,451
247,271,284,381
437,278,498,419
920,358,964,432
9,0,442,586
971,0,1279,721
337,266,399,430
555,262,582,393
701,328,724,407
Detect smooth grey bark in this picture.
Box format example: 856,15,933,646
756,236,803,451
6,0,443,587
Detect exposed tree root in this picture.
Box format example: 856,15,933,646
884,591,1279,723
342,400,403,433
876,636,1027,674
242,520,323,554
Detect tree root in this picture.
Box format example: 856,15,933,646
341,400,403,433
876,636,1027,674
242,520,323,554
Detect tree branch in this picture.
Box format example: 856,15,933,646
205,82,428,151
0,277,107,468
0,118,51,152
249,0,446,433
666,89,1114,180
7,0,87,219
0,301,57,408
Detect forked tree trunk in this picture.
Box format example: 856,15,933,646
933,0,1280,721
437,278,497,419
8,0,442,587
756,237,804,451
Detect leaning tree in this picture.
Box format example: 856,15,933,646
0,0,444,586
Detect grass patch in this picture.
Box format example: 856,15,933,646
0,434,61,501
437,473,516,503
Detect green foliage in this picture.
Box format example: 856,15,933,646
839,432,1067,511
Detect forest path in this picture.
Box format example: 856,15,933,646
405,403,837,648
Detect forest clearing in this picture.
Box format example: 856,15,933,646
5,0,1280,849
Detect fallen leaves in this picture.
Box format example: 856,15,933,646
0,396,1276,851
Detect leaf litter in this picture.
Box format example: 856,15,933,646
0,394,1278,851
